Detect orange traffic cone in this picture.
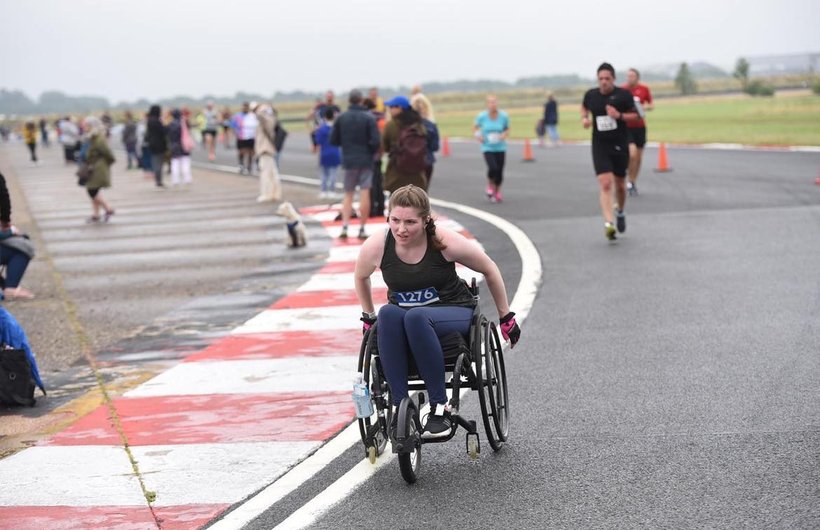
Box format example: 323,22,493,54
522,138,535,162
442,137,451,157
654,142,672,172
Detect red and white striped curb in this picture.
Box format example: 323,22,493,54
0,205,481,530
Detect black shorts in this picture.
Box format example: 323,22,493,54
591,142,629,177
202,129,217,138
627,127,647,148
236,138,255,150
87,188,100,198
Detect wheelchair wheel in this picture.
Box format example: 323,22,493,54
475,317,509,451
398,408,422,484
357,326,390,460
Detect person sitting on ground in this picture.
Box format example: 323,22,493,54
0,172,35,300
354,184,521,440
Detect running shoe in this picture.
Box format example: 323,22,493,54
605,222,617,241
103,209,115,223
615,210,626,233
338,227,348,240
627,182,638,197
486,186,494,200
357,227,367,240
422,404,453,439
494,190,503,203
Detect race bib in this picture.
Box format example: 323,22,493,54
394,287,440,307
596,115,617,132
486,132,501,144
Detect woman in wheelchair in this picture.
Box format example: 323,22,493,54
354,184,520,440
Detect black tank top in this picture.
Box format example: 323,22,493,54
380,230,476,308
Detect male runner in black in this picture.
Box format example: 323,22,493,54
581,63,638,240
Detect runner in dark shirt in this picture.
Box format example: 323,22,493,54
581,62,638,241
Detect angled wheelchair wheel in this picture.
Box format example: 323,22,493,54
475,317,509,451
397,404,422,484
357,325,390,460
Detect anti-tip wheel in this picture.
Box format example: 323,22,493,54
468,438,479,460
367,445,377,464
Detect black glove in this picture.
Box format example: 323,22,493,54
499,312,520,347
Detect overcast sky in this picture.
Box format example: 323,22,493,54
2,0,818,103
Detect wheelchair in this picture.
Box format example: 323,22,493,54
357,279,510,483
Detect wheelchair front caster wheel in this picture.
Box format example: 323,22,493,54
367,445,377,464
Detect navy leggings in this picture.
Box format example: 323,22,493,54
377,304,473,407
0,246,31,288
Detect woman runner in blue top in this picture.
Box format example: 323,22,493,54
354,185,521,439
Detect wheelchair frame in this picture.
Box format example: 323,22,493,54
356,279,510,483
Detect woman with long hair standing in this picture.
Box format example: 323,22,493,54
82,116,115,223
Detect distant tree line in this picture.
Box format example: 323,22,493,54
6,58,813,116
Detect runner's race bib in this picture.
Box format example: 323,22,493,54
486,132,502,144
394,287,440,307
596,115,617,132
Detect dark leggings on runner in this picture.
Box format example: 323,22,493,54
27,142,37,162
483,151,505,186
377,304,474,407
87,188,100,199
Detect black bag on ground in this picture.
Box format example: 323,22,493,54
0,347,37,407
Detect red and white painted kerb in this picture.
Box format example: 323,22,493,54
0,205,482,530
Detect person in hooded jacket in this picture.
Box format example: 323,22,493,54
381,96,428,193
81,116,115,223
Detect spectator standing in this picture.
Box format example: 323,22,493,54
363,97,386,216
81,117,116,223
382,96,429,193
145,105,168,188
543,93,560,147
253,103,282,202
314,107,341,199
38,118,49,147
122,111,140,170
58,116,81,164
330,89,380,239
166,109,193,187
410,85,436,123
22,122,38,164
411,97,440,188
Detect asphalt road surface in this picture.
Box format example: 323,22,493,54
192,133,819,529
4,129,818,528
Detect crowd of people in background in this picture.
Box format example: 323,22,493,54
1,65,653,243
